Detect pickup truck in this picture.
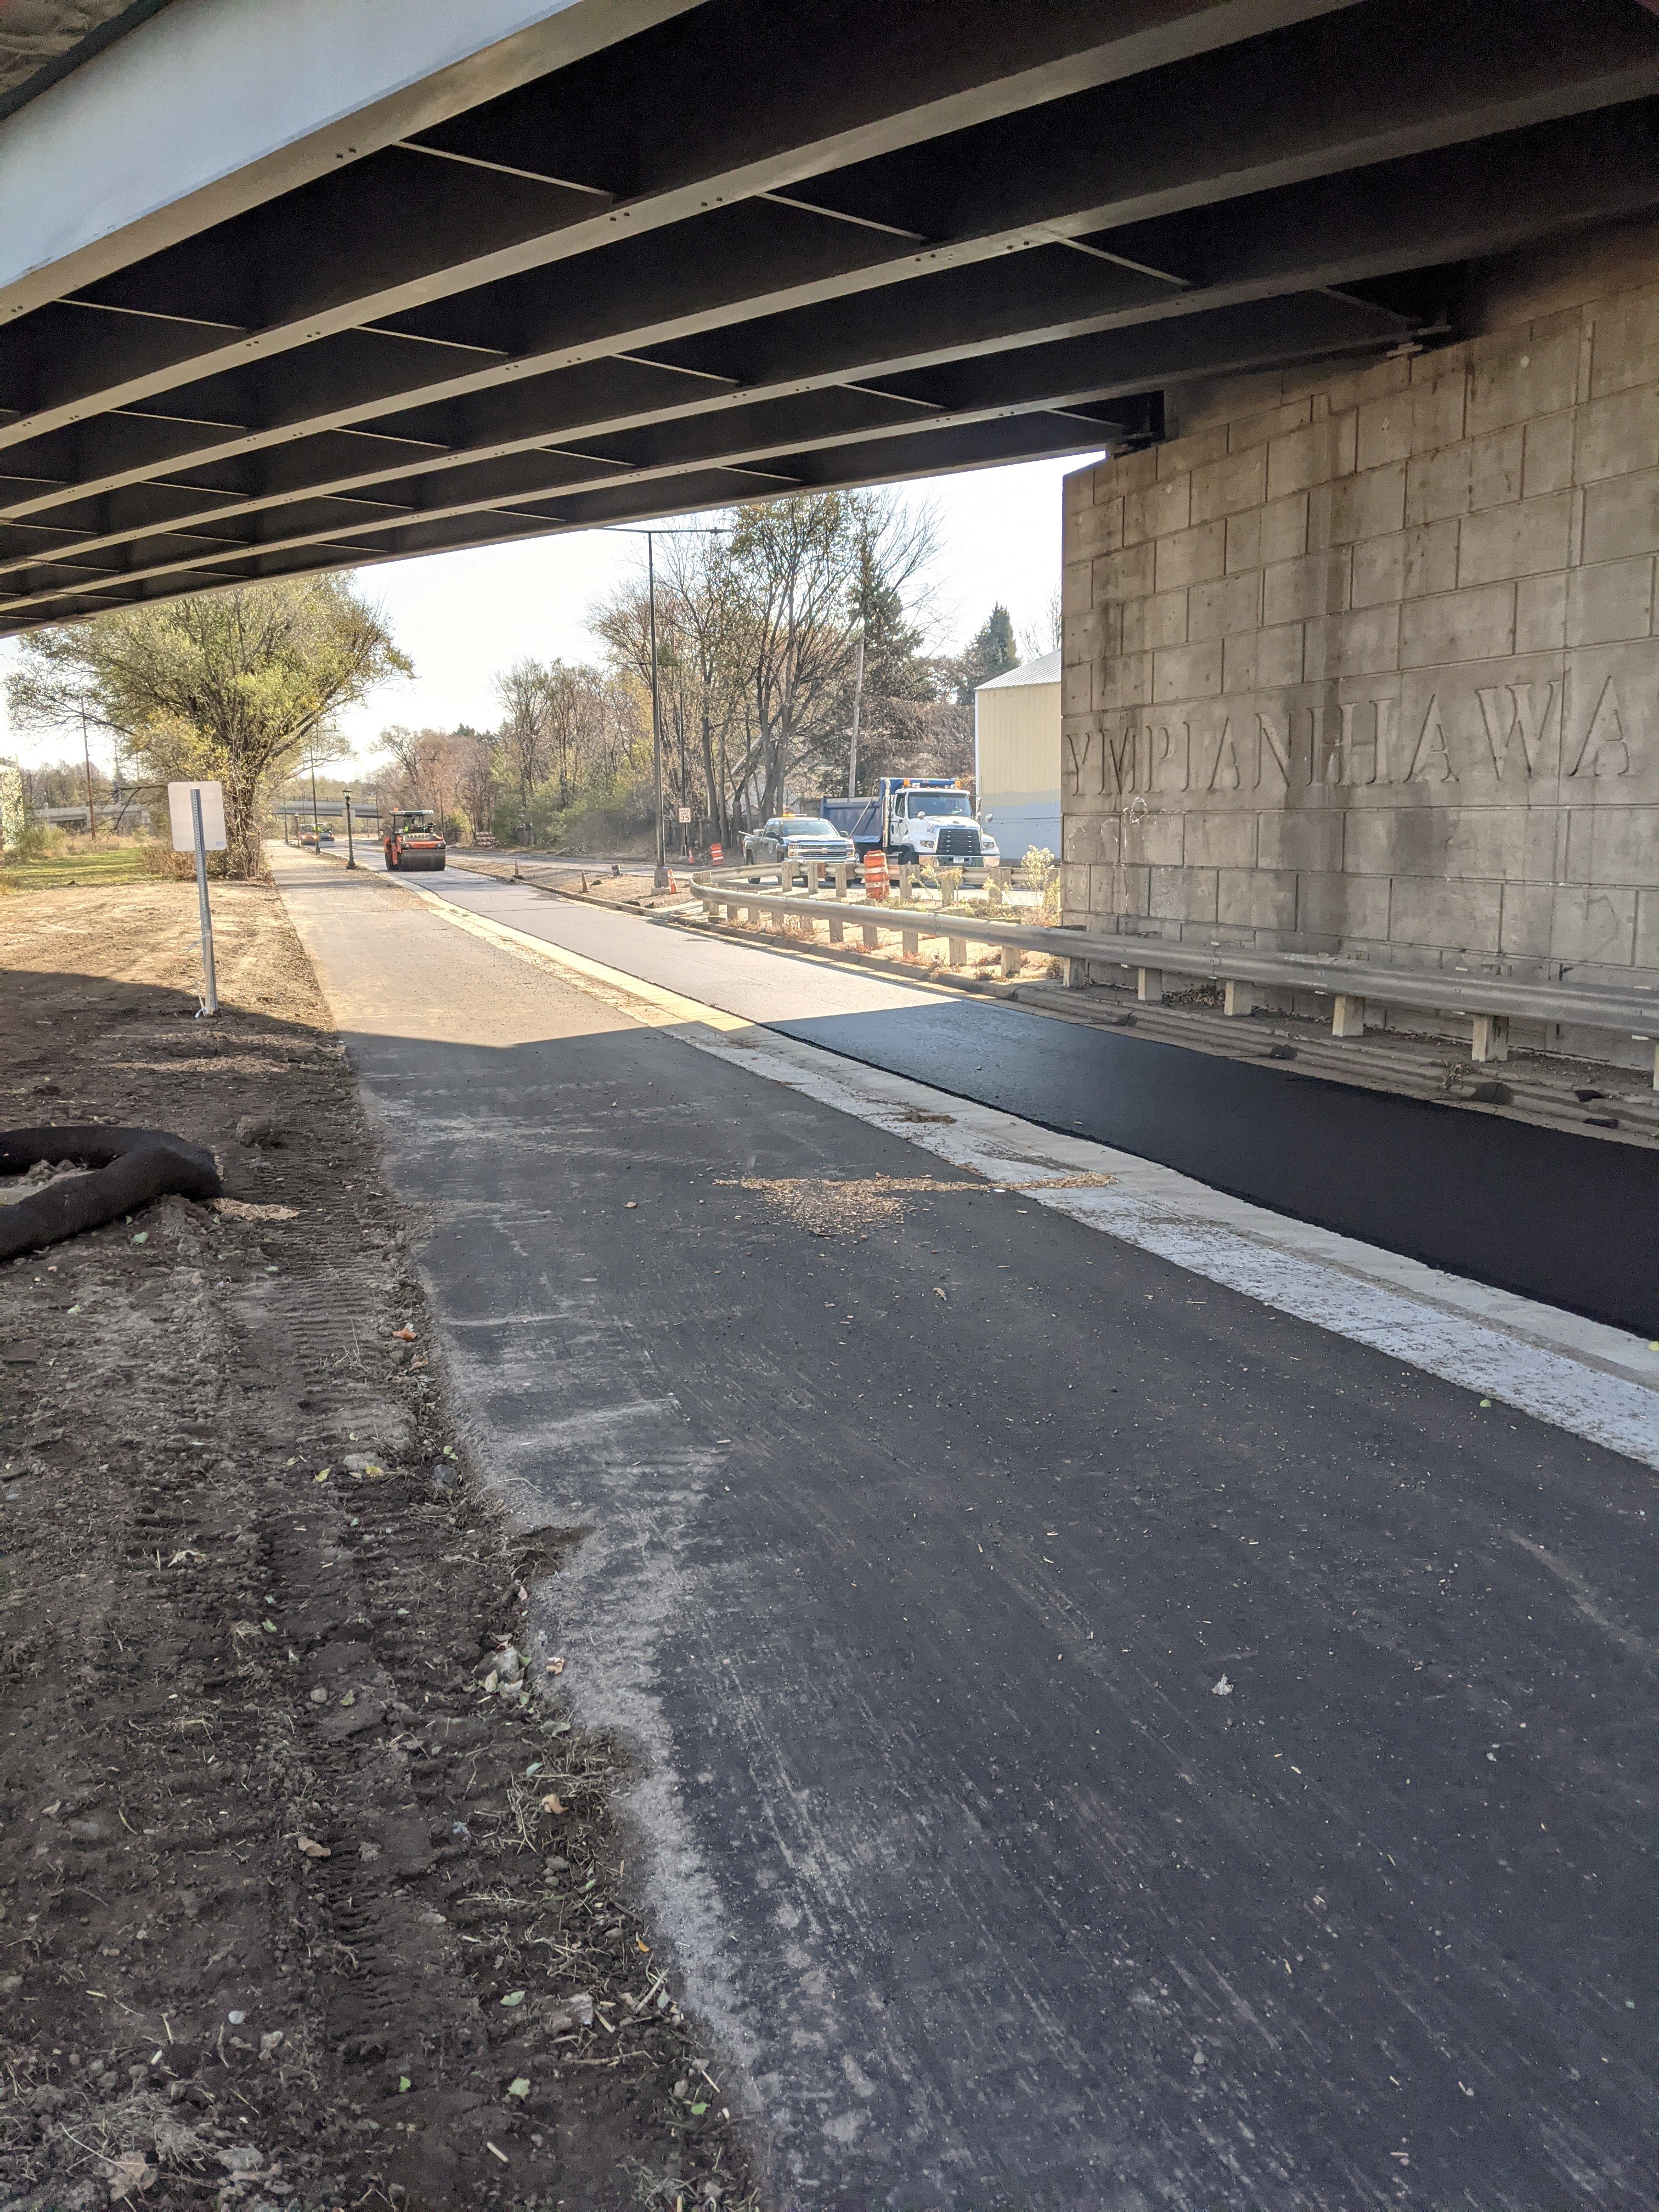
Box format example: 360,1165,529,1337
815,778,999,868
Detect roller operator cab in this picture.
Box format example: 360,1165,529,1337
383,811,447,871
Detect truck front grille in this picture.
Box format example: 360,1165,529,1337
935,825,981,860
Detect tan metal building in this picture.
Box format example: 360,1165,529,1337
974,650,1061,864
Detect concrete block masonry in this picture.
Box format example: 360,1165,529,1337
1060,216,1659,1068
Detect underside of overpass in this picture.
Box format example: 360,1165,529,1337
2,0,1657,635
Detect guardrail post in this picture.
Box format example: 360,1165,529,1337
949,936,968,967
1471,1013,1510,1064
899,864,914,904
1060,955,1087,989
1224,980,1255,1017
834,862,848,899
902,927,920,957
1137,967,1163,1003
861,919,880,950
1332,993,1365,1038
1002,945,1021,979
808,860,822,895
829,916,845,945
701,894,720,919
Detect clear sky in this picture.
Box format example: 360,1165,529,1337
0,452,1093,775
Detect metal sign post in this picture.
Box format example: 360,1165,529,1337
167,780,227,1019
190,790,219,1017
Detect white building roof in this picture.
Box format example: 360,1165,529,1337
975,649,1061,692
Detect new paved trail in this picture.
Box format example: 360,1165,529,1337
391,861,1656,1335
279,852,1655,2211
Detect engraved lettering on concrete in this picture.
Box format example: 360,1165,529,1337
1375,696,1399,782
1477,683,1558,778
1063,725,1098,796
1206,719,1244,791
1322,701,1381,787
1255,709,1293,790
1104,724,1138,794
1151,722,1190,792
1406,695,1458,783
1567,677,1633,778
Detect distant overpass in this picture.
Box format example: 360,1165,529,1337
2,0,1657,634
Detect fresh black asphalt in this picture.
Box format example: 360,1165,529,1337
406,868,1659,1338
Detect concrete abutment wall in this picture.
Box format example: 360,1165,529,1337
1060,218,1659,1066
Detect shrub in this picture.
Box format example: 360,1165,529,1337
1018,844,1055,894
143,840,229,879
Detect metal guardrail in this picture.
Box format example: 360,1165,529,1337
690,879,1659,1081
695,857,994,896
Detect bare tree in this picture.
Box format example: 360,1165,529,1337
590,488,941,831
380,725,431,806
455,727,500,840
591,540,751,842
380,725,466,826
495,658,550,828
1019,584,1063,661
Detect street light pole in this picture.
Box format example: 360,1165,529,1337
309,751,320,845
602,521,728,891
847,629,865,800
343,788,357,868
80,707,97,839
647,529,667,891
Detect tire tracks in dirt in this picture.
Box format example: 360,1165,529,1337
0,879,757,2211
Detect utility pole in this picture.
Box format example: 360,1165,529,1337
847,629,865,800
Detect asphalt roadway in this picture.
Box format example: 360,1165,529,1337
374,857,1656,1338
279,852,1655,2211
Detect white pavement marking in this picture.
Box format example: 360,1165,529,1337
400,879,1659,1470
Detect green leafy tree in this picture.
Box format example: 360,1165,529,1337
5,577,410,877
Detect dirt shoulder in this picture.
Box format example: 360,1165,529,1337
0,882,757,2211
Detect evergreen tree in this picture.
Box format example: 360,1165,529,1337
953,604,1020,703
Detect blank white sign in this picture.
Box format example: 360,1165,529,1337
168,780,227,853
